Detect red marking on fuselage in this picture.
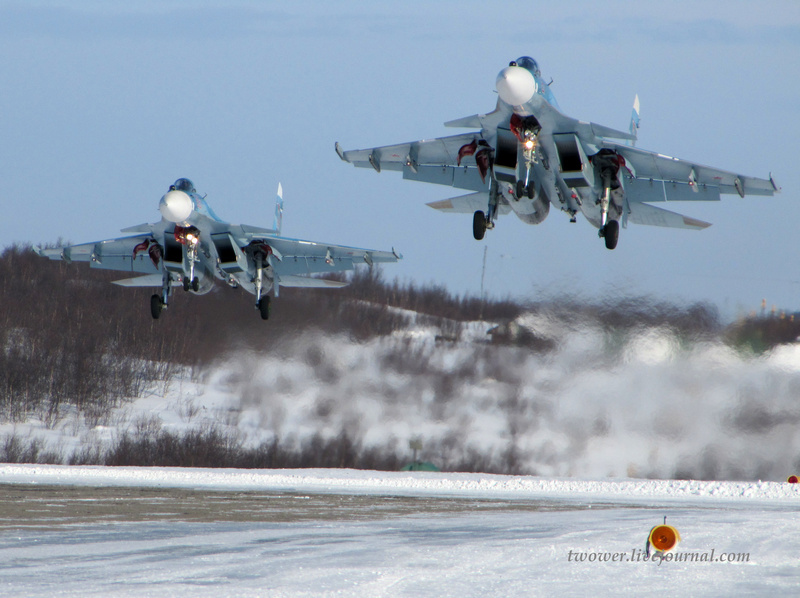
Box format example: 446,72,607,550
457,139,478,166
132,238,151,258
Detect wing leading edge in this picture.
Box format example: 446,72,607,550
608,142,780,202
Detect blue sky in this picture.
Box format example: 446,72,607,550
1,1,798,318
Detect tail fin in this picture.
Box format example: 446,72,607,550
273,183,284,235
628,95,640,147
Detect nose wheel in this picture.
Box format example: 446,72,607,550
183,276,199,292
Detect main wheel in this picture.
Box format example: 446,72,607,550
150,294,163,319
603,220,619,250
515,180,525,199
526,182,535,199
191,277,199,292
473,210,487,241
183,276,190,291
258,296,271,320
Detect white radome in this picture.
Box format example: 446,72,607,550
159,189,193,222
496,65,537,106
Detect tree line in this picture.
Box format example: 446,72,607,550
1,243,797,472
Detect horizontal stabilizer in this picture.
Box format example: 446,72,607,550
627,202,711,230
427,193,511,215
278,275,348,289
120,223,153,233
444,114,483,128
240,224,278,236
587,122,637,141
112,274,179,287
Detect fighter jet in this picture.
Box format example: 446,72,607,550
36,178,400,319
336,56,779,249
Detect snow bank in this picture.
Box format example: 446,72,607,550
2,463,799,506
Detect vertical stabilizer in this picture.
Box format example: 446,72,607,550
273,183,284,235
628,95,640,147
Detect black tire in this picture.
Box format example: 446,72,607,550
473,210,486,241
604,220,619,250
150,294,162,320
183,276,190,292
515,180,525,199
191,277,199,292
258,296,271,320
526,183,535,199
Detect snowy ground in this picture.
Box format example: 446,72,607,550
4,313,800,594
1,464,799,597
5,313,800,480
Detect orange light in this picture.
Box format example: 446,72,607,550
648,524,681,553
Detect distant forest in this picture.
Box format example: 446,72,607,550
1,243,798,470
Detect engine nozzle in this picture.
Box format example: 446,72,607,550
159,190,194,223
496,65,538,107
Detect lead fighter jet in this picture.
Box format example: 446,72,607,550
337,56,779,249
37,178,400,319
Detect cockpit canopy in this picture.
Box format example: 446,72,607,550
172,178,196,193
514,56,541,78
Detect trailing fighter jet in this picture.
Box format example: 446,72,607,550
36,178,400,319
336,56,779,250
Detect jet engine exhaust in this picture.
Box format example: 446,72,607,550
496,65,537,107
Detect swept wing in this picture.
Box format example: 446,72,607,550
37,179,401,320
607,142,779,203
36,235,160,275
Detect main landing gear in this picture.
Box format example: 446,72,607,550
473,210,487,240
599,219,619,250
473,206,499,241
473,182,501,241
596,185,620,250
249,244,273,320
257,296,271,320
150,294,163,319
150,272,173,320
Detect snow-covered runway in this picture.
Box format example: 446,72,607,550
1,465,798,596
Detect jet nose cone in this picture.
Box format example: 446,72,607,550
159,189,193,222
496,66,537,106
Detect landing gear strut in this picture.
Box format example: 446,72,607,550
151,271,172,320
473,179,501,241
591,149,625,250
511,114,540,202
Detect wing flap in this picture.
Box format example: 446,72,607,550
625,177,721,203
427,193,512,215
277,275,348,289
627,202,711,230
112,274,179,287
268,237,400,278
